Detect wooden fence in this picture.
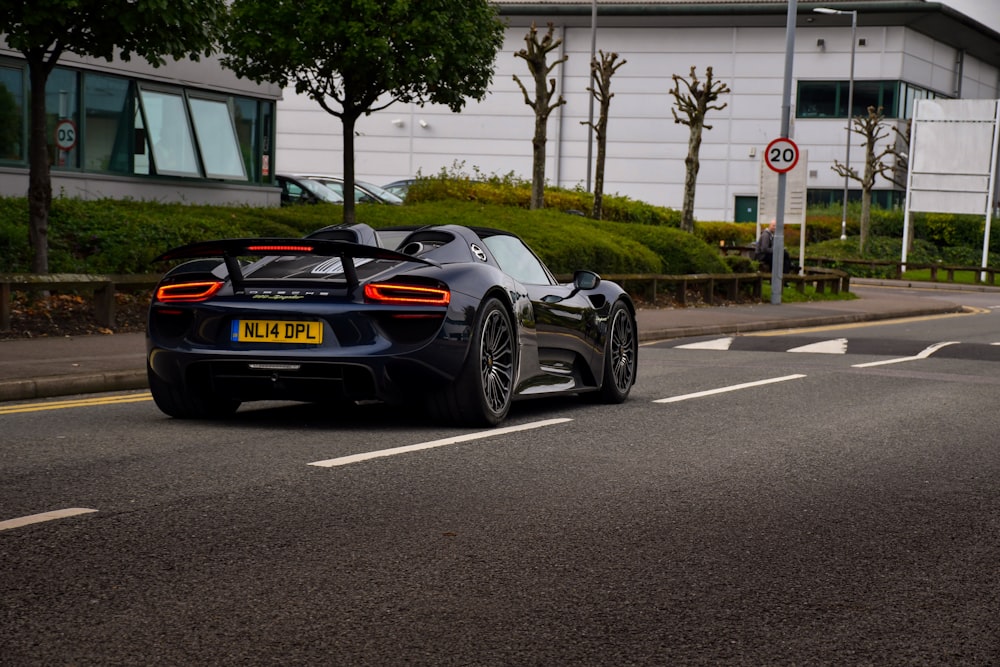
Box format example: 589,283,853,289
0,273,159,330
1,266,852,331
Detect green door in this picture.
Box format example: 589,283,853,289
735,196,757,223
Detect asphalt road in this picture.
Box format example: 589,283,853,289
2,295,999,666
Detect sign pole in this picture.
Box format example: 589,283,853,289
772,0,797,304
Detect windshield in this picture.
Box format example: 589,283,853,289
301,179,343,203
358,180,404,204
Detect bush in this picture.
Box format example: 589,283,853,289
591,221,731,275
406,164,681,226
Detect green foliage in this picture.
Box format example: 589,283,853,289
407,163,681,226
592,221,731,274
222,0,504,114
0,0,223,65
722,255,755,273
2,196,723,276
695,221,755,246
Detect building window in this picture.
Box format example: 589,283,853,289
232,98,274,184
798,80,942,119
137,87,200,177
189,96,247,180
2,59,274,186
84,73,132,173
0,65,24,162
46,68,79,169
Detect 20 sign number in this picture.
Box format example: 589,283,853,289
764,137,799,173
55,119,78,152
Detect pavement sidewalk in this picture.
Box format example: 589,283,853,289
0,280,980,403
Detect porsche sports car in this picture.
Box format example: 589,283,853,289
146,223,638,426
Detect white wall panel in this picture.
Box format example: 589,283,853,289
274,19,1000,221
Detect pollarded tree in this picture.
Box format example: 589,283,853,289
223,0,504,225
832,105,899,253
513,22,567,210
0,0,225,273
581,50,626,220
669,66,730,233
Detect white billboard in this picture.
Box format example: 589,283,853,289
903,99,1000,271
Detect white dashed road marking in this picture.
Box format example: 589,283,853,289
309,418,573,467
654,374,807,404
675,337,734,350
852,341,960,368
788,338,849,354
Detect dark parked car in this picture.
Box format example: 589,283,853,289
276,174,343,205
382,178,416,199
147,223,638,426
297,173,404,205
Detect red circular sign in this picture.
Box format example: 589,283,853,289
764,137,799,173
55,119,78,151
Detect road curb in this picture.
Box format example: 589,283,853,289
638,305,965,342
0,370,148,403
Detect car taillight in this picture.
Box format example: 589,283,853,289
364,282,450,305
156,280,225,303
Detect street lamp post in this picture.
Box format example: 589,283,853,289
815,7,857,241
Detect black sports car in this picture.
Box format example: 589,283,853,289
146,223,638,426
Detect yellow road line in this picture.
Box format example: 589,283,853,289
746,308,984,336
0,392,152,415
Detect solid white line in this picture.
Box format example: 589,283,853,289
308,417,573,467
0,508,98,532
852,341,960,368
653,374,806,403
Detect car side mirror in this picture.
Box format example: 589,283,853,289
573,270,601,291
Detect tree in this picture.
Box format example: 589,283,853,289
513,22,567,210
581,50,626,220
223,0,504,225
832,105,900,253
669,66,730,233
0,0,225,274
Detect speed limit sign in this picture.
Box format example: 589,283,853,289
55,119,77,152
764,137,799,173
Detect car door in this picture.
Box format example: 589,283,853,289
481,234,601,387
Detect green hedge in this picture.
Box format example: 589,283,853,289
1,197,714,276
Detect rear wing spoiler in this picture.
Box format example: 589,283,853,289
153,238,438,294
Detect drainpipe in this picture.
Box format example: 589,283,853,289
953,49,965,98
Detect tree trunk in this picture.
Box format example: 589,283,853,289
27,61,53,274
531,106,547,210
860,187,872,254
592,134,606,220
342,114,357,225
681,125,703,233
592,106,608,220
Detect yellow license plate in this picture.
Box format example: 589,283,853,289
231,319,323,344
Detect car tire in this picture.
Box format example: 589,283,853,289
594,299,637,403
429,297,515,426
147,363,241,419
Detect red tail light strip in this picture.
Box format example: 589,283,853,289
364,283,451,305
247,245,315,253
156,280,225,303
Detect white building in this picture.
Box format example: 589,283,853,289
275,0,1000,222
